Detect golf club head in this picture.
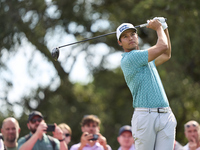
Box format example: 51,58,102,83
51,47,60,61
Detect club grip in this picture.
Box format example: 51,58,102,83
135,23,148,28
135,18,167,28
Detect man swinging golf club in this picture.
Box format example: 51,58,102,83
117,17,177,150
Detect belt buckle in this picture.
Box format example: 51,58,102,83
157,108,165,113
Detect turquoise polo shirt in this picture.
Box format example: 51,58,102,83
18,133,60,150
121,49,169,108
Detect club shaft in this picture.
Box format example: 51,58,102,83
59,31,116,49
135,23,148,28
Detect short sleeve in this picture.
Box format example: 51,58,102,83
17,137,26,150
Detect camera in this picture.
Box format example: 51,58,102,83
90,134,99,141
46,124,55,132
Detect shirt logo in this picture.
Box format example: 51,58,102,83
119,25,129,33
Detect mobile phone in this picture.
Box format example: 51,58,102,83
90,134,99,141
46,124,55,132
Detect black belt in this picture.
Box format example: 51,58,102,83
134,107,170,113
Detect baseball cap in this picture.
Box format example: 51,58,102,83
28,111,43,122
118,125,132,136
116,23,137,40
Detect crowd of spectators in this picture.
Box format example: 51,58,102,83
0,111,198,150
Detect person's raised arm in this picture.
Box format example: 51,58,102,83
19,122,47,150
53,123,68,150
78,132,91,150
155,28,171,66
146,20,168,63
98,133,112,150
19,133,40,150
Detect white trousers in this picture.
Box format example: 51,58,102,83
131,108,177,150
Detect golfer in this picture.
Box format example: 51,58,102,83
117,17,177,150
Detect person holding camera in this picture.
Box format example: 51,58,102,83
70,115,112,150
18,111,68,150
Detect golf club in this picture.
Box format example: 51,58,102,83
52,18,167,61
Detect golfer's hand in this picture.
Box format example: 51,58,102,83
153,17,168,30
146,19,162,31
153,17,166,23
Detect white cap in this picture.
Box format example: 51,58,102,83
116,23,137,40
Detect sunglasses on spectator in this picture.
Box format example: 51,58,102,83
64,133,70,137
31,118,43,124
185,124,197,128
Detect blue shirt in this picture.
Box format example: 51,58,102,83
121,49,169,108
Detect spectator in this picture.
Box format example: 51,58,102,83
57,123,72,147
117,125,135,150
184,120,200,150
0,136,4,150
174,140,184,150
18,111,68,150
1,117,20,150
70,115,112,150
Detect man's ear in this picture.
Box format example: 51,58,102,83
117,136,120,143
118,40,122,46
81,126,84,132
27,123,30,130
18,128,21,134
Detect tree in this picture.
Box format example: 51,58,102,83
1,0,200,148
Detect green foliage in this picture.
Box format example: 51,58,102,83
1,0,200,149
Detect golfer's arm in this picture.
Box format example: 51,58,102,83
148,27,168,63
155,29,171,66
19,134,38,150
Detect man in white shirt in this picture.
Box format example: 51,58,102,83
0,138,4,150
117,125,135,150
184,120,200,150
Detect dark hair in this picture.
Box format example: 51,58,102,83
81,115,101,127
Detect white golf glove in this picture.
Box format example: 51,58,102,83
153,17,168,30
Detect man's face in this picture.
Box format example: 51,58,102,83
118,29,139,52
1,119,20,143
185,124,199,142
117,131,134,149
81,122,99,134
27,116,43,133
